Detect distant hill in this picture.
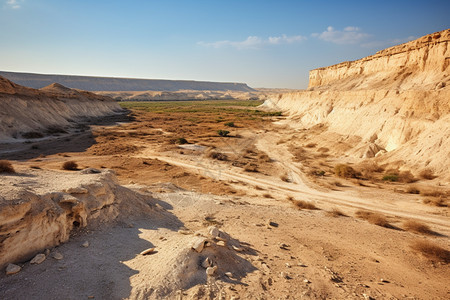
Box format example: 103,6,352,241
0,71,255,92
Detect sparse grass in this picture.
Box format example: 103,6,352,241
410,240,450,263
355,210,392,228
334,164,358,178
62,161,78,171
403,220,433,235
217,130,230,137
382,174,398,182
0,160,15,173
207,151,228,161
327,208,347,217
419,168,436,180
224,122,235,127
292,200,318,210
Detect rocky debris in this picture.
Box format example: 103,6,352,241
82,241,89,248
280,272,290,279
380,278,389,283
216,241,226,247
232,245,244,252
208,226,220,239
140,248,156,255
191,237,207,253
5,263,21,275
206,266,217,276
303,279,311,284
81,168,101,174
268,221,279,227
202,257,213,269
30,253,46,265
52,252,63,260
178,229,192,235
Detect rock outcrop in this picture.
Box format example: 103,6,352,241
309,30,449,90
0,71,255,92
264,29,450,178
0,168,155,269
0,77,122,141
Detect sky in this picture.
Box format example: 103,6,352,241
0,0,449,89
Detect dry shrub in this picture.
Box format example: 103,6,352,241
292,200,318,210
411,240,450,263
0,160,15,173
398,171,416,183
355,210,391,228
280,173,291,182
419,169,436,180
421,189,447,198
358,162,384,179
257,153,271,163
208,151,228,161
62,161,78,171
407,186,420,194
422,197,448,207
333,181,344,187
334,164,358,178
317,147,329,153
244,163,258,172
403,220,433,235
290,147,308,161
327,208,346,217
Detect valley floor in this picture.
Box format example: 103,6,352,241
0,101,449,299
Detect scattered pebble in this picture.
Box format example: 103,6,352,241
140,248,156,255
6,263,21,275
232,245,243,252
178,230,191,235
30,253,46,264
216,241,226,247
82,241,89,248
303,279,311,284
202,257,212,269
191,237,207,253
225,272,233,278
208,226,220,238
206,266,217,276
269,221,279,227
52,252,64,260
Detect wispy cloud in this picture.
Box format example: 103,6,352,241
312,26,370,44
198,34,306,49
6,0,22,9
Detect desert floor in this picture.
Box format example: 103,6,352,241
0,100,449,299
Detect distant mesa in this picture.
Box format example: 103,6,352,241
0,71,255,92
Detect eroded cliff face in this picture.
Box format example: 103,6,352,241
309,30,450,90
0,77,122,141
0,169,156,269
265,29,450,179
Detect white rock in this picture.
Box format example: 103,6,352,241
303,279,311,283
191,237,207,253
30,253,46,264
206,266,217,276
140,248,155,255
208,226,220,238
202,257,212,269
216,240,226,247
82,241,89,248
225,272,233,278
53,252,64,260
232,245,243,252
6,263,21,275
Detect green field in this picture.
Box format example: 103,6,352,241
119,100,282,117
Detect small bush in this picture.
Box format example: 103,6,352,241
244,163,258,172
407,186,421,194
355,210,391,228
411,240,450,263
419,169,436,180
398,171,416,183
334,164,358,178
382,174,398,182
175,137,188,145
224,122,235,127
217,130,230,137
0,160,15,173
423,197,448,207
62,161,78,171
403,220,433,235
292,200,318,210
327,208,346,217
208,151,228,161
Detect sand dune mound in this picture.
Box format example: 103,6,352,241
265,29,450,179
0,76,122,141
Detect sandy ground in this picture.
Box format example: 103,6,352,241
0,106,449,299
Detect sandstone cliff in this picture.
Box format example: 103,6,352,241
265,29,450,179
309,29,449,90
0,77,122,141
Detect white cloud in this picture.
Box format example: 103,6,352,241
6,0,22,9
198,34,306,49
313,26,370,44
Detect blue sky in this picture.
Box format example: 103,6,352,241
1,0,449,88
